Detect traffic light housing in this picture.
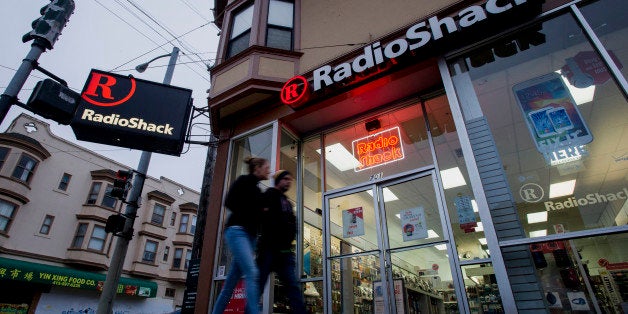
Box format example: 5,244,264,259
110,170,133,200
26,79,80,125
105,214,126,234
22,0,75,50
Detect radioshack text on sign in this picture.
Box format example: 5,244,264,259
352,126,405,172
71,69,193,156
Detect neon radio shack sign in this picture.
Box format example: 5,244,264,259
352,127,405,172
281,0,535,107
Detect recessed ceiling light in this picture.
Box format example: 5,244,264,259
472,200,478,213
440,167,467,189
428,229,439,238
435,244,447,250
549,180,576,198
556,70,595,105
527,211,548,224
475,222,483,232
478,238,487,245
367,188,399,201
316,143,359,171
529,229,547,237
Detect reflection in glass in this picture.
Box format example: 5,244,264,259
330,254,380,314
329,190,378,254
461,263,503,313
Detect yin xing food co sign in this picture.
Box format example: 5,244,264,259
71,69,193,156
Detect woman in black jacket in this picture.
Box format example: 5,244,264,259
212,157,270,314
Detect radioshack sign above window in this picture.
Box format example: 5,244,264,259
71,69,193,156
352,127,404,172
281,0,537,107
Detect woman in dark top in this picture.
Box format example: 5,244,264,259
212,157,270,314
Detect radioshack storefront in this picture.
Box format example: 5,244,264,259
207,0,627,313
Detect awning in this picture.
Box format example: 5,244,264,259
0,257,157,298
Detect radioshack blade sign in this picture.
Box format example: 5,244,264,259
71,69,193,156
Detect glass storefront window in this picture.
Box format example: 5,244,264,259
448,11,628,239
579,0,628,80
330,254,380,313
329,190,379,254
429,95,488,261
323,103,431,191
216,127,274,276
303,137,323,279
461,263,503,313
529,233,628,313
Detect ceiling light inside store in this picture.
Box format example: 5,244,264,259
529,229,547,237
556,70,595,105
428,229,439,238
440,167,466,189
475,222,484,232
316,143,359,171
435,244,447,250
478,238,487,245
549,180,576,198
527,211,548,224
367,188,399,201
472,200,478,213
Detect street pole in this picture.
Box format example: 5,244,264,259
0,41,46,123
97,46,179,314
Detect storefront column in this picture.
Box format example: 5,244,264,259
439,59,524,313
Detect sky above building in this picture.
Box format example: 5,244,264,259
0,0,219,190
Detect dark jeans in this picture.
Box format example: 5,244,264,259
257,248,306,314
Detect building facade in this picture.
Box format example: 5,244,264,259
196,0,627,313
0,114,200,313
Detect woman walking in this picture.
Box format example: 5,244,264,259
212,157,270,314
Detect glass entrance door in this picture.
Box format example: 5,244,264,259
324,171,456,314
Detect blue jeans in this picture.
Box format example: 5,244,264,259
257,249,306,314
212,226,260,314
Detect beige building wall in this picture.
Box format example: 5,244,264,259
0,113,200,310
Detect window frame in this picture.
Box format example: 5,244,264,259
0,147,9,170
71,223,89,248
58,173,72,191
226,3,254,59
265,0,294,50
179,214,190,233
39,214,55,235
11,153,38,183
184,249,192,270
170,212,177,226
86,182,102,205
143,240,158,263
0,199,17,233
151,203,166,226
163,245,170,262
173,248,183,269
87,225,107,252
101,184,117,209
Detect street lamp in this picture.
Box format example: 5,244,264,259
97,46,179,314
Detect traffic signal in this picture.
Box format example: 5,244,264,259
22,0,75,50
26,79,80,125
105,214,126,234
110,170,133,200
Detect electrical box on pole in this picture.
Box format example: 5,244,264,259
22,0,75,50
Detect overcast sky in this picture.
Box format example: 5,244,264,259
0,0,220,190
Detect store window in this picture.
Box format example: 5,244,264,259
461,263,503,312
86,182,101,205
226,3,254,59
11,153,37,183
323,103,431,191
529,233,628,312
39,214,54,235
151,203,166,225
429,95,488,261
266,0,293,50
87,225,106,251
0,200,17,233
216,127,273,275
302,136,323,279
57,173,71,191
448,10,628,239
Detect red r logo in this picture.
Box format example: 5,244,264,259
280,76,309,108
82,72,136,107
